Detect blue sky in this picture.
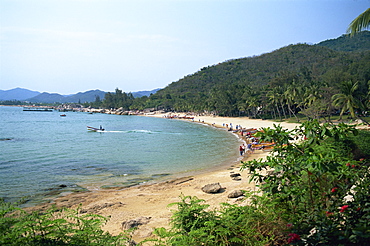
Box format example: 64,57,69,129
0,0,369,94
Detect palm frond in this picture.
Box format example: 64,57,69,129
347,8,370,36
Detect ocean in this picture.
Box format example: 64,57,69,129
0,106,241,205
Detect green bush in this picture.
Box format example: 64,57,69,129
0,202,131,246
146,194,287,246
241,120,370,245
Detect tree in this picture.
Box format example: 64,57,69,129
102,92,114,109
347,8,370,36
284,83,300,122
267,88,282,121
332,81,361,120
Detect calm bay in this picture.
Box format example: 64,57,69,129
0,106,241,205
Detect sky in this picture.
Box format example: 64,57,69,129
0,0,369,95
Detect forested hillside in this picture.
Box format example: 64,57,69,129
142,42,369,117
94,32,370,119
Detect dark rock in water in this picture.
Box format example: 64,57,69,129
122,216,151,230
230,173,241,178
201,183,222,194
59,184,67,188
228,190,244,198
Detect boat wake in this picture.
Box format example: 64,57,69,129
100,130,156,134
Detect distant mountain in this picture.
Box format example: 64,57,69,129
61,90,107,103
316,31,370,52
27,92,67,103
27,90,107,103
0,88,40,101
0,87,161,103
132,88,161,98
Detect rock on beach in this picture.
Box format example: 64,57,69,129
201,183,223,193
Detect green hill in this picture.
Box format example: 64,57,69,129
316,31,370,52
146,40,369,115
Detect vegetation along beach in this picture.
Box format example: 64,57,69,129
1,8,370,246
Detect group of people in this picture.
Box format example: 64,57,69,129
239,143,254,156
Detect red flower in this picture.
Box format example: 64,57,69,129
351,164,356,168
340,205,349,213
326,211,334,216
359,158,365,162
331,187,338,193
286,223,293,228
346,163,351,166
357,207,361,211
287,233,301,243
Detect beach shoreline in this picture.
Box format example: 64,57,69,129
26,114,299,243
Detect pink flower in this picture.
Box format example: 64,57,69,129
359,158,365,162
340,205,349,213
331,187,338,193
287,233,301,243
286,223,293,228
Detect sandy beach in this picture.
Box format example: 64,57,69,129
28,114,299,244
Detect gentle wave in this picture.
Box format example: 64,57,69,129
102,129,157,134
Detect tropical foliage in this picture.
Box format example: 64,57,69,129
147,121,370,245
240,121,370,245
0,203,132,245
347,8,370,35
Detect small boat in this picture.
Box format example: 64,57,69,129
87,126,104,132
60,114,66,117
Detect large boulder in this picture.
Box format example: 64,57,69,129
228,190,244,198
201,183,222,193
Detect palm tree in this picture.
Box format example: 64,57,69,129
332,81,360,120
246,95,260,118
276,86,288,119
284,83,300,122
267,88,282,121
347,8,370,36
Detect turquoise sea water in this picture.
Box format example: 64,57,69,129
0,106,241,205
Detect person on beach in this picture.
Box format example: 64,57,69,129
239,145,245,156
247,143,253,154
